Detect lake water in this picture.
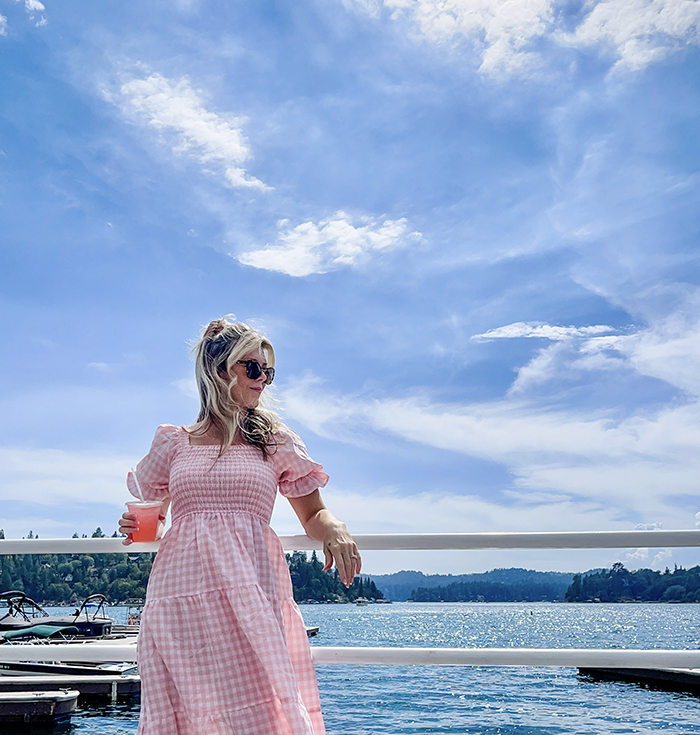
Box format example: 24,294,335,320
37,603,700,733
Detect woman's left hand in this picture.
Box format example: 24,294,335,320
288,489,362,588
322,523,362,588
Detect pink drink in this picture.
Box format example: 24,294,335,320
125,501,162,542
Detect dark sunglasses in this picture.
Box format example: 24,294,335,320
236,359,275,385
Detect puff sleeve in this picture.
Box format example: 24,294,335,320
274,428,329,498
126,424,178,501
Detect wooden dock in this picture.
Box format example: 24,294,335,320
579,667,700,695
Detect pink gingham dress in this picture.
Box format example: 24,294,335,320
127,424,328,735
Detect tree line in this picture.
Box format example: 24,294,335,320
287,551,384,603
0,529,153,604
408,563,700,603
0,530,384,605
411,579,567,602
565,562,700,602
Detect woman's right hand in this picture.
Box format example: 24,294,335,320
119,512,138,546
120,503,169,545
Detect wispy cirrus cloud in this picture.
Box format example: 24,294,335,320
0,446,132,507
342,0,700,76
282,373,700,521
475,297,700,398
271,482,645,573
281,304,700,526
472,322,622,393
0,15,7,35
237,211,420,276
110,71,268,190
472,321,616,342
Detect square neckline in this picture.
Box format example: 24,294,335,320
180,425,255,449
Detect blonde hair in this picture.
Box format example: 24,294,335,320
188,316,281,458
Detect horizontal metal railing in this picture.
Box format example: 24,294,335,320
1,529,699,555
1,532,699,669
0,643,698,669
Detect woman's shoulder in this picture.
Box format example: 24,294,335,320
270,424,317,463
154,423,185,439
271,424,329,494
149,424,185,452
271,424,304,449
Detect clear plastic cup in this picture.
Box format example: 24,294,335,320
125,500,162,542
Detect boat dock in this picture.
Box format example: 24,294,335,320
579,667,700,695
0,673,140,702
0,689,79,725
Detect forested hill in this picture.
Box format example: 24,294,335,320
368,568,575,602
565,562,700,602
287,551,383,603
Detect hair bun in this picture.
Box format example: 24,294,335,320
203,319,226,340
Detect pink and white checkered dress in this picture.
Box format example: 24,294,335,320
127,424,329,735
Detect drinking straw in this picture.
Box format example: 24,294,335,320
130,467,145,501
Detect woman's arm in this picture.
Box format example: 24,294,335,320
287,489,361,588
119,498,171,546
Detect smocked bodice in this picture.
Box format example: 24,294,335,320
168,443,280,524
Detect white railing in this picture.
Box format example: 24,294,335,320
1,531,699,669
0,644,698,669
1,529,699,554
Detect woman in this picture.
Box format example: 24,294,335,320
119,316,361,735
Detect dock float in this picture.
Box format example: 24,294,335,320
0,674,140,702
0,689,79,725
579,667,700,695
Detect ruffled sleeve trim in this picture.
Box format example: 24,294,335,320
126,424,179,501
274,428,329,499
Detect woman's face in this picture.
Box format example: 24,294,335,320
229,347,268,409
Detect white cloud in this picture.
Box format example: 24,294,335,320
87,362,111,372
0,15,7,35
237,211,418,276
85,353,146,375
113,72,268,190
558,0,700,71
653,548,673,566
273,483,616,537
15,0,46,26
472,321,615,342
509,342,569,393
340,0,382,18
0,446,135,506
281,370,700,522
624,546,648,562
471,311,700,398
271,481,690,574
171,377,199,400
343,0,700,76
279,304,700,534
385,0,553,76
616,307,700,396
469,322,626,393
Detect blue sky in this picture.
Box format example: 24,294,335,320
1,0,699,575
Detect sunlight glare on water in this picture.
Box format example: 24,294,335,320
42,603,700,734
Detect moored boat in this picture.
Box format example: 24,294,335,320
0,592,113,638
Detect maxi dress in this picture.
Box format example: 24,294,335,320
127,424,328,735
